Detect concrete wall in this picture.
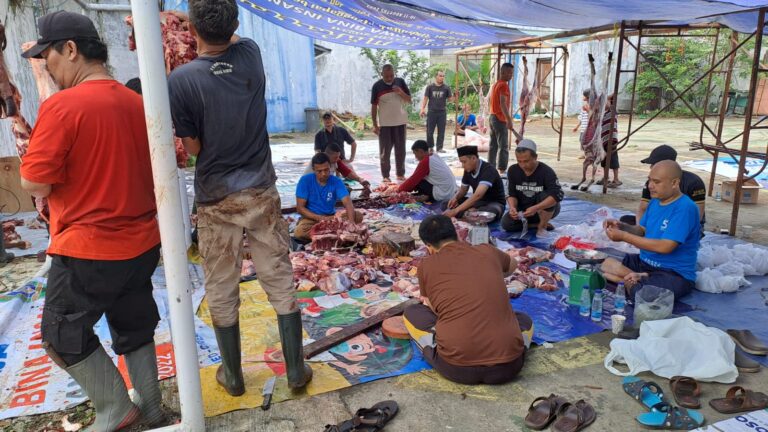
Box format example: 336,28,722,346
315,45,430,117
315,42,373,117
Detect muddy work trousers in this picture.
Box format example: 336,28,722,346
197,186,297,327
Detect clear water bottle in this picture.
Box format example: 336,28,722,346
615,282,626,314
579,285,591,317
715,184,722,201
591,289,603,322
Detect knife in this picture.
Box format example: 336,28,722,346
261,376,276,410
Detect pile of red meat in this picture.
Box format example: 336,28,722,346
3,219,30,249
369,183,416,205
309,219,369,251
290,250,423,297
505,246,560,292
291,251,377,294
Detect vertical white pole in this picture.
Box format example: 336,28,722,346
129,1,205,430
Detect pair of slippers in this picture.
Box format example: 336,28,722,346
671,375,768,414
524,394,596,431
623,376,704,430
323,401,398,432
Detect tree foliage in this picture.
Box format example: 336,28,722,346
625,29,761,116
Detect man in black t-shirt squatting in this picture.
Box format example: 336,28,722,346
443,145,507,222
501,139,564,237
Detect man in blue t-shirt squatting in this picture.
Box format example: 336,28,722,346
294,152,362,241
600,160,700,301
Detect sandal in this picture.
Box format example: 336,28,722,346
727,329,768,355
709,386,768,414
735,348,761,373
607,180,623,188
636,402,704,430
551,400,596,432
524,394,568,430
670,376,701,409
623,376,667,410
324,400,399,432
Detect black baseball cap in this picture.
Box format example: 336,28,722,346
641,145,678,164
21,11,100,59
322,111,333,119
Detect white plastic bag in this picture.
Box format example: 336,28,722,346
604,317,738,383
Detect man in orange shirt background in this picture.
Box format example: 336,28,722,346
488,63,515,173
20,11,165,431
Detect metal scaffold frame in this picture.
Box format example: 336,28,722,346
457,16,768,235
453,44,569,159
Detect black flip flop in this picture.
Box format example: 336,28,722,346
324,400,399,432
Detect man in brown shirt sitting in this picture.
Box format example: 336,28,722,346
403,215,532,384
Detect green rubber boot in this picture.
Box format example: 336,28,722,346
65,346,140,431
277,311,313,389
213,323,246,396
124,342,167,426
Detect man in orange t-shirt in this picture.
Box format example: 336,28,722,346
20,11,164,430
488,63,515,172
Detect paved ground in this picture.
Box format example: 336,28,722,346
2,117,767,431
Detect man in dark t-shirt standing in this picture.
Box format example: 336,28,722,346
443,145,506,221
620,145,706,236
420,70,453,152
371,64,411,182
314,111,357,161
501,139,564,237
168,0,311,396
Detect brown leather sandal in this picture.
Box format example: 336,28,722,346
709,386,768,414
524,394,567,430
551,400,596,432
727,329,768,355
670,376,701,409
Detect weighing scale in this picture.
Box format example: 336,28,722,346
564,248,607,305
462,210,495,245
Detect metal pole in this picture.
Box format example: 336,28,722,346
556,47,567,161
454,54,459,149
130,0,205,430
709,31,739,196
729,9,765,236
178,169,192,248
624,25,642,147
700,28,721,144
604,21,625,194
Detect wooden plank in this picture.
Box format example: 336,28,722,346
0,157,35,213
303,298,420,359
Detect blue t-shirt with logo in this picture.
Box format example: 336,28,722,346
296,173,349,216
639,194,700,281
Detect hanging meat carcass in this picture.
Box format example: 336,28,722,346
571,53,613,192
516,56,540,141
0,24,18,118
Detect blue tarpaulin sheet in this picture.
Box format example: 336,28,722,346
237,0,531,49
377,197,768,356
240,0,768,49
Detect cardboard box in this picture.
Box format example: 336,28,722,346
722,178,761,204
